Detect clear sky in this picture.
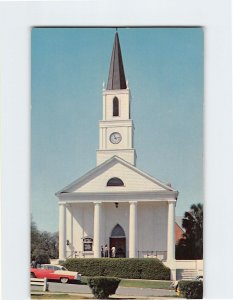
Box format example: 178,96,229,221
32,27,203,233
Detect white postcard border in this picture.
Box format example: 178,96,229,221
0,1,232,299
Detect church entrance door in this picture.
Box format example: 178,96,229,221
109,237,126,258
110,224,126,258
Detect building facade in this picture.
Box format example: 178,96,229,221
56,32,178,264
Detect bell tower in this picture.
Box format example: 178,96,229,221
96,32,137,166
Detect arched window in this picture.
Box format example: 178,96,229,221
111,224,125,237
113,97,119,116
107,177,124,186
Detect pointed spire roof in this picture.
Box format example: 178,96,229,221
106,32,127,90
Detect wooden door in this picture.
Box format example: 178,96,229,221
109,237,126,258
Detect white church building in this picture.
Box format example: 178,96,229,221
56,32,179,267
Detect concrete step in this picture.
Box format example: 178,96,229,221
177,269,198,280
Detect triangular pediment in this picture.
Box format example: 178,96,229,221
56,156,177,196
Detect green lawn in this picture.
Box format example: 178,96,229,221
120,279,172,289
31,293,89,299
80,276,172,290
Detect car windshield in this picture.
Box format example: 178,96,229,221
40,264,67,271
41,265,51,269
40,265,67,271
53,266,67,271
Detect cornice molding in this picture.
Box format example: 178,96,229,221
58,190,178,202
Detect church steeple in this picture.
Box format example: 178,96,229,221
106,32,127,90
97,32,137,166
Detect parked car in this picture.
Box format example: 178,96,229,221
30,264,81,284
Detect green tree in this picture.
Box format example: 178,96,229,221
38,231,59,259
31,217,40,258
176,203,203,259
31,218,59,263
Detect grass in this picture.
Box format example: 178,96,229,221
80,276,172,290
120,279,172,289
31,293,89,299
30,294,143,299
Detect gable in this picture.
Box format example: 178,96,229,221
57,156,175,195
73,163,165,192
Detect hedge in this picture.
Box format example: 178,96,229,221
178,280,203,299
63,258,170,280
87,277,121,299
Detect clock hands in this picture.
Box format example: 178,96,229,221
110,132,122,144
113,134,118,141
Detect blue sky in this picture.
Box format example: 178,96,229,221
32,27,203,233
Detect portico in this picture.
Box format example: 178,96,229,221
57,157,177,261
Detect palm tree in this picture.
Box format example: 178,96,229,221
176,203,203,259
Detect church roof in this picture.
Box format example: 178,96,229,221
106,32,127,90
55,156,178,198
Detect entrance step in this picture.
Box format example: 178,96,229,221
177,269,198,280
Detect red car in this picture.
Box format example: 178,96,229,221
30,264,81,284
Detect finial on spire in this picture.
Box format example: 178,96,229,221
102,81,105,89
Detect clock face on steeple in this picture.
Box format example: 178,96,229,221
109,132,122,144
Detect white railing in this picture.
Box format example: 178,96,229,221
137,250,167,261
66,250,95,258
30,278,48,292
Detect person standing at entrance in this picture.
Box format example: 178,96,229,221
101,245,104,257
104,244,109,257
111,246,116,258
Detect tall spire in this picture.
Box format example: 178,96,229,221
106,32,127,90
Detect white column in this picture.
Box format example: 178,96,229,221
59,203,66,261
66,204,73,257
167,200,176,261
93,201,102,258
129,201,137,258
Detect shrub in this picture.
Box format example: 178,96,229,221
178,280,203,299
87,277,120,299
63,258,170,280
